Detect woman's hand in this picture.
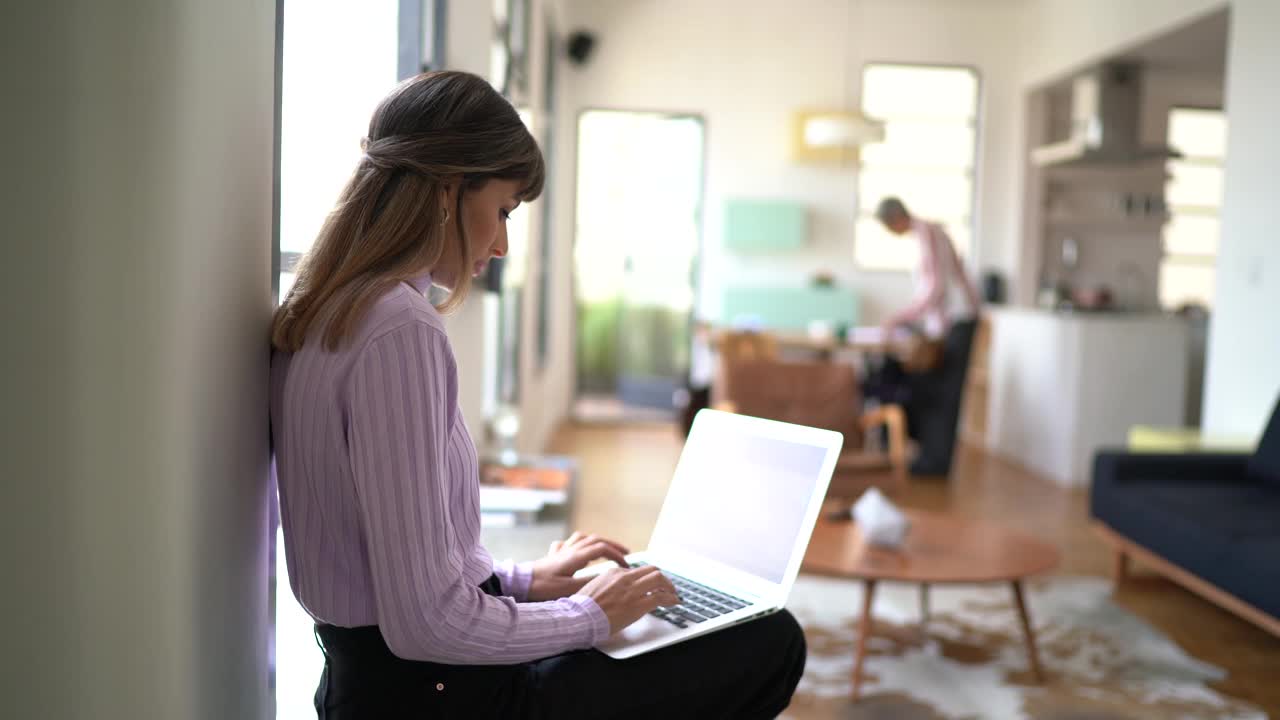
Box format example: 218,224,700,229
578,565,680,635
527,531,631,601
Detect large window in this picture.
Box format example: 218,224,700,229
273,3,409,719
855,64,979,271
1160,107,1226,310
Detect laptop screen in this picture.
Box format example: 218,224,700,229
653,418,831,584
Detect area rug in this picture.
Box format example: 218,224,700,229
782,575,1267,719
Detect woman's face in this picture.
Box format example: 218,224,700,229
434,178,523,289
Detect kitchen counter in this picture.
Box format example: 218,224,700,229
983,306,1190,487
990,305,1183,322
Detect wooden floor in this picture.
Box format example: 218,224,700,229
549,420,1280,715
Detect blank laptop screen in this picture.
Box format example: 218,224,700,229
654,422,829,584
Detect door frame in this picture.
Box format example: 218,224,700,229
569,107,709,405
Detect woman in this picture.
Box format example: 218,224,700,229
270,71,806,719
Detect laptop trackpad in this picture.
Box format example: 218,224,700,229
597,612,679,652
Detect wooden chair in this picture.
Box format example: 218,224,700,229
712,357,908,501
716,330,779,363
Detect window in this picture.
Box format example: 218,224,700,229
273,5,401,718
277,4,401,303
1160,107,1226,310
855,64,979,271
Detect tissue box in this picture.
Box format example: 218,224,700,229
852,487,910,548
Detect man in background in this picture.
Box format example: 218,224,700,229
877,196,981,338
873,197,982,476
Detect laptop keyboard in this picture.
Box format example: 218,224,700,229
629,562,750,628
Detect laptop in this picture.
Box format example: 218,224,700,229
586,409,842,659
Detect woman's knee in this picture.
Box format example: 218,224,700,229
740,610,807,717
732,609,806,682
768,609,807,675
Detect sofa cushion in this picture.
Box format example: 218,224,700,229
1093,480,1280,617
1249,396,1280,487
1143,484,1280,540
1227,537,1280,618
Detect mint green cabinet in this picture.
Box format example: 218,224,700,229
721,286,858,331
724,199,807,251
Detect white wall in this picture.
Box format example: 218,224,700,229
1017,0,1227,87
559,0,1028,326
1202,0,1280,437
440,0,575,455
443,0,499,442
1139,68,1225,145
2,2,275,718
516,1,580,454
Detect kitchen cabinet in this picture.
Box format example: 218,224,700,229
983,307,1190,487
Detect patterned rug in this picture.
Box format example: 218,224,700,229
782,575,1267,719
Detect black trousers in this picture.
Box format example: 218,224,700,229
905,318,977,476
313,576,807,720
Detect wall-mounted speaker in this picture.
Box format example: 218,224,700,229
566,30,596,66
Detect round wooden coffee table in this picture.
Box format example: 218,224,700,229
801,508,1061,700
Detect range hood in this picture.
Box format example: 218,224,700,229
1030,63,1180,167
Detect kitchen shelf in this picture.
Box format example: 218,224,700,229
1045,215,1169,230
1042,159,1170,180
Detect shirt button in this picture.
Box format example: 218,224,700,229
435,682,445,692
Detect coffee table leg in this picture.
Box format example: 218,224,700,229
852,579,876,700
920,583,930,626
1012,581,1044,682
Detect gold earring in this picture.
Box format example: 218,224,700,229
440,208,449,226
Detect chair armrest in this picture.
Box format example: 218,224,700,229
859,404,908,487
1092,450,1252,487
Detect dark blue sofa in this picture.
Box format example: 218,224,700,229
1090,397,1280,636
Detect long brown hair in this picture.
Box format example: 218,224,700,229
271,71,544,352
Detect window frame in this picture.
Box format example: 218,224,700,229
853,61,983,274
534,18,557,372
1159,105,1226,310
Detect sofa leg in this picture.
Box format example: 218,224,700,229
1112,548,1129,587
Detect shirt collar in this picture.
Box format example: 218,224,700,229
406,273,433,293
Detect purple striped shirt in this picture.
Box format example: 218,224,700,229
270,275,609,664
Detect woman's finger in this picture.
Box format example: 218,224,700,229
570,540,629,569
567,532,599,551
640,587,680,611
627,567,679,599
591,535,631,557
582,534,629,563
568,531,630,558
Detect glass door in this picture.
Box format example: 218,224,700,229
574,110,704,414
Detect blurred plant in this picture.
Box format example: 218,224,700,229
576,298,691,392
